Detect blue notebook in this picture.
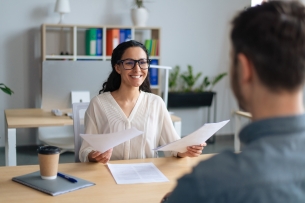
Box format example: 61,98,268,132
12,171,95,196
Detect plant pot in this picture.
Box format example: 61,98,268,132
131,8,149,27
168,92,215,108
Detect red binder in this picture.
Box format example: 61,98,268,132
106,29,120,56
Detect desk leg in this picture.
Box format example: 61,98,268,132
173,121,181,138
5,124,17,166
234,114,241,153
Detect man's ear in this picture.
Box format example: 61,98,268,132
237,53,253,84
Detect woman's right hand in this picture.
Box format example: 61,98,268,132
88,148,113,164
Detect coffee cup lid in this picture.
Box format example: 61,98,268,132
37,146,60,154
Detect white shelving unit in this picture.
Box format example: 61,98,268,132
41,23,162,95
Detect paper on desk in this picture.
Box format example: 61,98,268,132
80,127,143,153
153,120,230,153
108,163,169,184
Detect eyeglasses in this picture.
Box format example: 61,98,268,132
117,59,151,70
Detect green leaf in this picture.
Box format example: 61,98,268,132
194,72,202,83
198,76,210,92
180,65,202,91
169,66,180,91
204,77,211,87
211,73,227,86
210,73,227,90
0,83,14,95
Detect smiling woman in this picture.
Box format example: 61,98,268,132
79,40,206,164
99,40,151,94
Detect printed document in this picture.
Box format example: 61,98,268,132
154,120,230,153
80,127,143,153
108,163,169,184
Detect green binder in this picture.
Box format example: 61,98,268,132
86,28,97,56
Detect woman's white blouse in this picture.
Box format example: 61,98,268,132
79,91,180,162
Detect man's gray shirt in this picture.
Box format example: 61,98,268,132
167,114,305,203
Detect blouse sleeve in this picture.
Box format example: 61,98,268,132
79,103,98,162
158,98,180,157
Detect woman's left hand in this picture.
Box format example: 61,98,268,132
177,143,207,158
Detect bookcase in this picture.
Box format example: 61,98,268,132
41,24,162,95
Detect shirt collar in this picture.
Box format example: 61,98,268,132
239,114,305,144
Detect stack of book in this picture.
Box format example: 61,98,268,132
85,28,132,56
106,29,132,56
144,39,159,56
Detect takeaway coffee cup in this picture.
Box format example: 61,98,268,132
37,146,60,180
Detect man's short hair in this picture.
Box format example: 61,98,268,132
231,1,305,91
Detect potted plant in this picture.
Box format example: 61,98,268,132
168,66,227,143
0,83,14,95
131,0,149,27
168,65,227,108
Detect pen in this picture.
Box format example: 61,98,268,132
57,172,78,183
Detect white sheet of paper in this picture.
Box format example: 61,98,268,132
80,127,143,153
108,163,169,184
153,120,230,153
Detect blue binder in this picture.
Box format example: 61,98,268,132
119,29,132,43
149,59,159,85
96,29,103,56
125,29,132,41
119,29,126,43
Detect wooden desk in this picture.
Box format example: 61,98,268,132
233,110,252,152
4,109,182,166
0,155,214,203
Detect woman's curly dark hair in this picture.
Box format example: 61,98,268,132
99,40,151,94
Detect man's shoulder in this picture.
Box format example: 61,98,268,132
168,150,241,201
195,150,241,179
189,150,260,195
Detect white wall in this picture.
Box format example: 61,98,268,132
0,0,251,147
159,1,250,136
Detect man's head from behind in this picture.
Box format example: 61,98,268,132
230,1,305,114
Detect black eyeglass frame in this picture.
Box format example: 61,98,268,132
117,59,151,70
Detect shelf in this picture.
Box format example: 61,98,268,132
46,55,106,61
46,55,74,60
42,23,163,96
42,24,161,61
76,55,104,60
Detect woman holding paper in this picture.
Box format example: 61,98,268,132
79,40,206,163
